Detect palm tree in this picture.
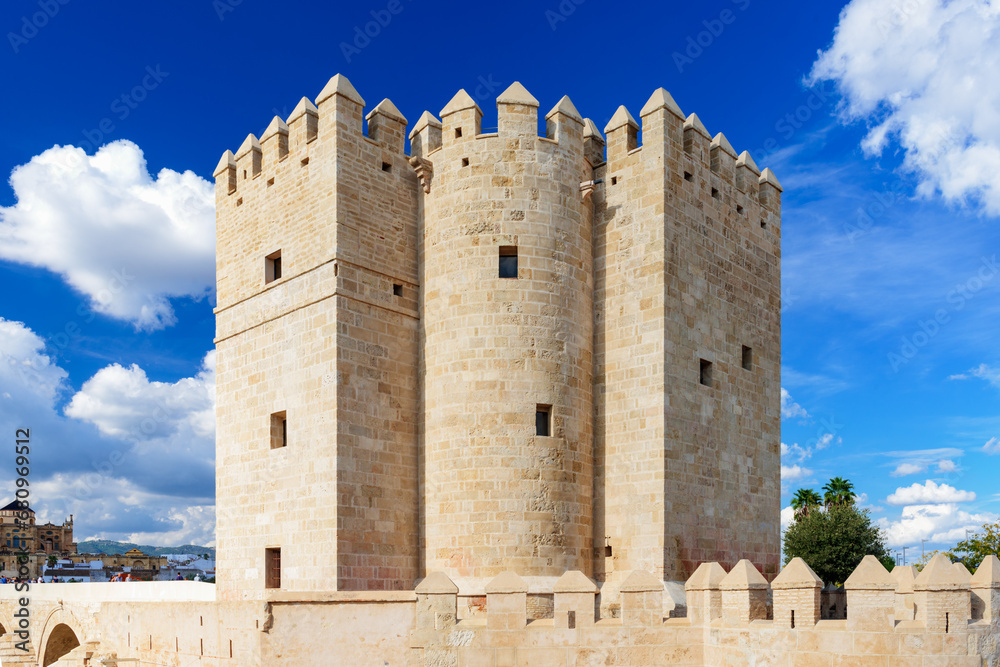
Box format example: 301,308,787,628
791,488,823,518
822,477,855,507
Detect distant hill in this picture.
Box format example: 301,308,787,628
77,540,215,559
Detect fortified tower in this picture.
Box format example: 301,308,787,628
213,74,781,605
214,75,421,599
413,85,594,593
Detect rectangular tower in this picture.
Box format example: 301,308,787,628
592,90,782,590
213,76,420,599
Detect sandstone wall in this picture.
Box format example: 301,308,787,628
417,87,594,590
214,76,420,598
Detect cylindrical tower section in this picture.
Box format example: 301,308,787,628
420,86,594,593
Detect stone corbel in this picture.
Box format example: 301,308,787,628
409,157,434,194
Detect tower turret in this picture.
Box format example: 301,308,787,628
419,82,595,594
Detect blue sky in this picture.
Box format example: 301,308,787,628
0,0,997,557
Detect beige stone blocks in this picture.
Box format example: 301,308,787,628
620,570,664,627
214,73,419,598
914,554,971,633
486,572,528,630
594,84,780,592
552,570,598,628
402,562,1000,665
720,559,769,625
685,561,726,624
971,554,1000,622
416,571,460,630
844,555,897,632
772,557,822,628
422,82,594,587
891,564,918,621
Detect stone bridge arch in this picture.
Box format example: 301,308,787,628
36,607,88,667
0,603,34,661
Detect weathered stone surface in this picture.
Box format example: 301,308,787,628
772,557,822,590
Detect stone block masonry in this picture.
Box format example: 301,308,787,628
213,74,782,605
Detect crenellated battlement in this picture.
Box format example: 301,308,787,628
212,74,414,212
408,81,590,178
412,554,1000,630
410,555,1000,666
213,76,783,233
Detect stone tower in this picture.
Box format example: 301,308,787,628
213,76,421,599
414,85,594,594
213,74,781,603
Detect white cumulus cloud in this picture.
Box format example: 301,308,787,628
781,441,812,464
936,459,958,473
65,352,215,441
781,506,796,531
781,388,809,420
811,0,1000,215
878,503,995,547
891,462,925,477
0,318,215,544
0,141,215,330
886,480,977,506
781,464,813,482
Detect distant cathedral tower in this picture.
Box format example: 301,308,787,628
213,75,782,604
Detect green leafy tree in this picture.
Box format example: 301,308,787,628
918,520,1000,572
783,503,891,585
822,477,856,507
46,555,58,568
791,488,823,518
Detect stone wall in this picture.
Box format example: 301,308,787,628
2,555,998,665
592,90,781,594
411,555,1000,667
214,75,420,598
416,85,595,591
0,584,413,667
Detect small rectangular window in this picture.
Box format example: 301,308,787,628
700,359,713,387
535,405,551,437
382,161,392,172
393,283,403,297
742,346,753,371
611,176,618,186
270,411,287,449
267,177,275,187
455,128,463,139
265,251,282,284
684,172,693,182
265,548,281,589
499,246,518,279
711,187,720,199
300,157,309,166
461,157,470,167
761,219,767,230
737,205,744,215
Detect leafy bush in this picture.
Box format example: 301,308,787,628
783,503,891,585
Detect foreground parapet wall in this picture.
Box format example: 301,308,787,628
411,554,1000,667
0,585,415,666
1,555,997,665
590,89,782,593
